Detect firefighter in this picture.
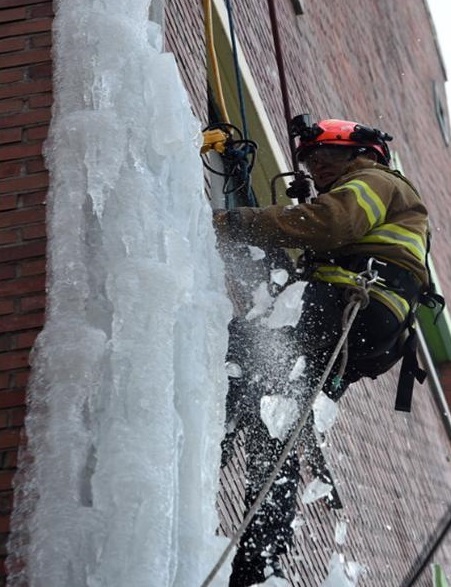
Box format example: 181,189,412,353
214,118,430,586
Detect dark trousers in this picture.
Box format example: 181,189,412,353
225,280,401,586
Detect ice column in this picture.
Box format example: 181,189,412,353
7,1,231,586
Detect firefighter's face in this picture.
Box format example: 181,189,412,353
304,146,354,189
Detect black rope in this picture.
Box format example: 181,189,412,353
400,503,451,587
267,0,298,172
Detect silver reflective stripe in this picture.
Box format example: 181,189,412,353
361,224,426,262
331,179,386,227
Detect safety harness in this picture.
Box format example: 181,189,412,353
305,250,444,412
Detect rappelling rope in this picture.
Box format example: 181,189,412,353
334,285,371,384
200,266,379,587
266,0,298,172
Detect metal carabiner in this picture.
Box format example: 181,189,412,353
355,257,387,288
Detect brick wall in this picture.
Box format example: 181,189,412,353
0,1,52,582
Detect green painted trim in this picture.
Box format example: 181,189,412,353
433,563,450,587
417,256,451,364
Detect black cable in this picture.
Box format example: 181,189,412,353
267,0,298,172
400,504,451,587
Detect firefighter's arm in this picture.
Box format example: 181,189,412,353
213,190,372,250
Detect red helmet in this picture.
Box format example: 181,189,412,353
292,116,392,165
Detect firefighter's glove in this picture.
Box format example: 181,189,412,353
212,208,253,242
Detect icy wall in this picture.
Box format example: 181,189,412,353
7,1,232,586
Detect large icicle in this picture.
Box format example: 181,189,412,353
7,1,232,586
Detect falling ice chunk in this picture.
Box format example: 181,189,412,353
288,355,306,381
264,280,306,329
313,392,338,433
301,478,333,505
256,575,291,586
246,281,273,321
270,268,289,286
321,552,365,587
247,245,266,260
225,361,243,379
260,395,300,441
335,520,348,545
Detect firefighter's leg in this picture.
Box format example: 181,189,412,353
221,317,263,467
229,415,299,587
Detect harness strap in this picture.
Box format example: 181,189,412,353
395,327,427,412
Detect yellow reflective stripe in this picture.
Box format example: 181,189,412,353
313,265,410,322
360,223,426,262
370,286,410,322
313,265,358,286
331,179,386,227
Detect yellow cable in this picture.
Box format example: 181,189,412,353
203,0,230,123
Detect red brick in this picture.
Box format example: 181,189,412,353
14,329,39,349
0,142,42,161
0,37,25,53
0,78,52,100
1,108,51,129
0,161,21,179
0,17,51,39
0,128,21,145
25,158,45,174
22,223,45,240
28,62,52,80
0,471,15,491
3,450,18,469
0,207,45,229
0,7,26,23
19,190,46,207
0,0,45,7
0,266,15,281
0,242,46,264
0,391,25,409
0,375,8,390
0,429,20,450
0,67,24,84
30,31,51,48
19,258,45,276
28,93,51,108
0,351,29,372
19,293,45,311
0,513,10,533
12,373,28,391
0,493,13,516
30,3,53,18
0,99,23,115
0,301,14,316
0,312,44,334
25,124,48,140
0,336,10,352
0,231,18,246
0,195,17,211
8,408,25,428
0,173,48,194
1,47,50,70
0,274,45,297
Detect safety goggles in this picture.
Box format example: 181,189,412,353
302,146,354,167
